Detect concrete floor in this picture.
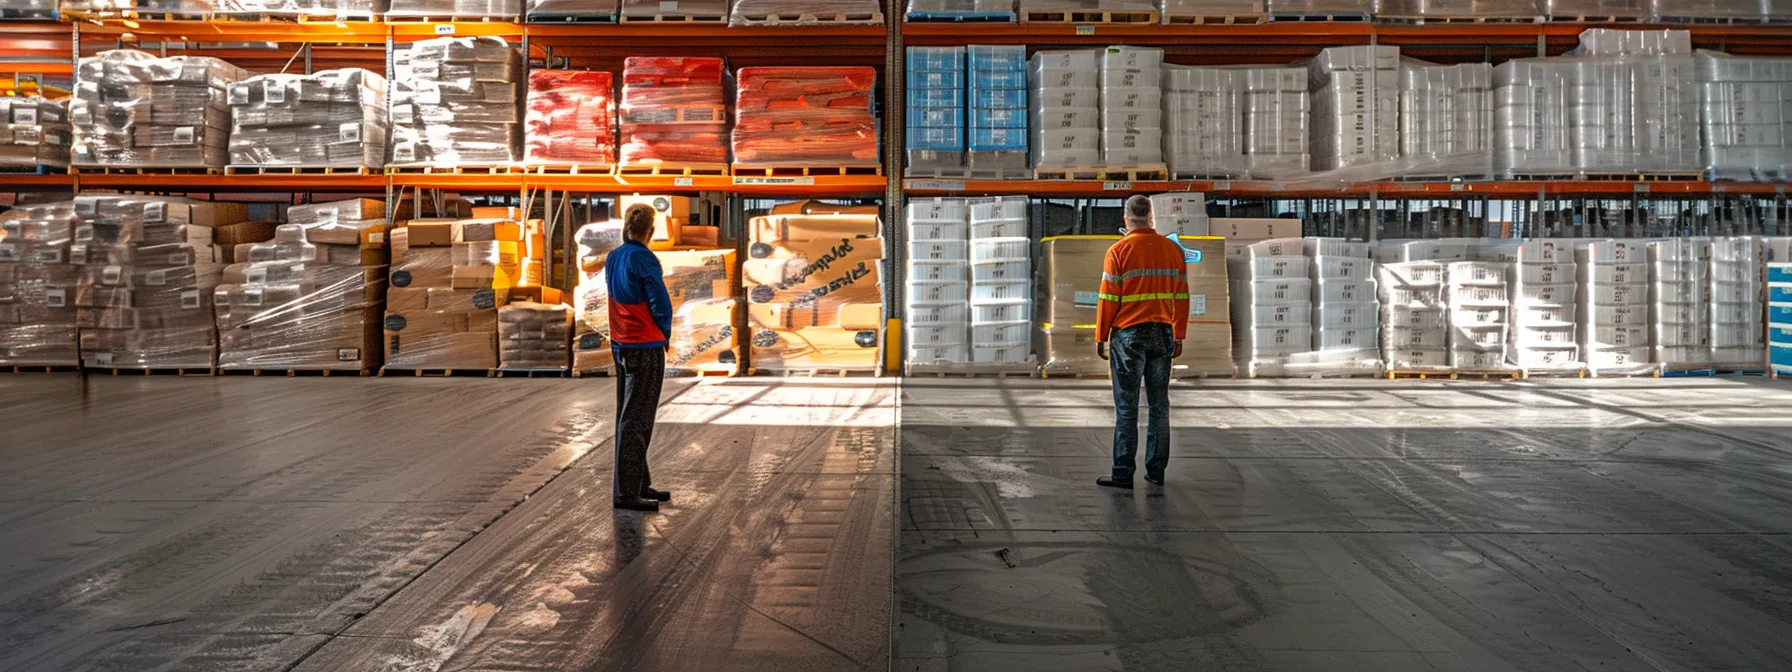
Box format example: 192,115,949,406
897,377,1792,671
4,374,1792,671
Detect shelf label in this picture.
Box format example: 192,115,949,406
1075,25,1094,35
1102,181,1131,190
1633,183,1651,194
907,179,964,191
674,177,694,187
1212,180,1231,191
434,23,456,34
1450,182,1467,192
733,176,815,186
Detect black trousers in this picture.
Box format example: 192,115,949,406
613,347,665,501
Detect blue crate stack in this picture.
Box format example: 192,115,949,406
906,47,967,178
967,45,1029,179
1771,240,1792,376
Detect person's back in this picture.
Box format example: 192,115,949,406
606,205,675,512
1094,195,1190,490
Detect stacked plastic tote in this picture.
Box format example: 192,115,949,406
734,67,878,169
1267,0,1370,17
904,198,971,370
746,213,883,373
968,197,1032,369
1308,46,1400,177
620,57,728,170
1031,50,1099,173
1230,239,1313,377
1658,0,1782,21
1163,66,1245,179
968,46,1029,179
525,70,616,169
620,0,721,21
1493,58,1576,177
1377,257,1449,372
74,196,247,369
0,97,70,169
1243,67,1310,179
71,50,247,169
1148,192,1208,236
1708,237,1764,371
1575,239,1652,375
0,202,78,367
1568,29,1701,177
1504,240,1582,373
388,0,520,19
730,0,882,25
1100,46,1164,172
1306,238,1380,376
389,37,521,168
213,200,385,371
660,248,738,375
228,69,388,170
1399,62,1493,179
906,0,1013,20
905,47,966,177
1771,238,1792,376
1697,52,1792,182
1647,238,1708,371
1445,260,1513,371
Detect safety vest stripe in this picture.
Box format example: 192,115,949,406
1117,292,1190,303
1098,292,1121,302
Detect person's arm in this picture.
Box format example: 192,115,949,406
1172,246,1191,343
1095,245,1122,355
641,254,674,342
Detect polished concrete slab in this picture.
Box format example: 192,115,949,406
0,375,894,671
897,377,1792,672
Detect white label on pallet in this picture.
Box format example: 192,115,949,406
434,23,456,34
264,81,285,104
1190,294,1206,317
44,288,65,308
1103,181,1131,190
173,127,195,145
102,265,122,285
228,83,250,105
182,290,202,310
143,202,166,224
659,0,678,9
340,123,361,143
146,269,167,286
15,107,36,125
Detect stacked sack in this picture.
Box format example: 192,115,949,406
0,97,71,169
71,50,247,169
619,57,728,169
0,202,79,366
499,300,573,370
525,70,617,168
733,67,879,169
213,199,387,371
228,69,388,169
389,37,521,168
571,221,624,373
746,213,883,373
384,218,522,370
662,248,739,375
73,196,247,369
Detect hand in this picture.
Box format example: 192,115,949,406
1096,342,1109,361
1172,341,1184,359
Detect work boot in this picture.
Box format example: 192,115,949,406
613,497,660,512
1096,476,1133,490
640,487,672,502
1144,474,1164,486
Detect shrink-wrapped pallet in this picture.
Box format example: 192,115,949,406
1100,46,1164,170
967,197,1033,368
1163,66,1245,179
1160,0,1262,19
1267,0,1370,15
228,69,387,170
0,202,79,367
571,220,623,374
0,96,70,169
214,214,386,371
1307,46,1400,179
498,302,572,370
620,57,728,169
1378,259,1449,371
1575,239,1653,375
1494,58,1576,177
1374,0,1537,18
906,47,966,177
731,0,882,23
1399,61,1493,179
904,198,971,369
620,0,725,20
967,45,1029,178
733,67,879,168
1542,0,1649,19
1242,67,1310,179
71,50,247,170
525,69,616,169
1018,0,1155,17
214,0,383,17
0,0,58,16
746,213,883,373
1707,236,1764,369
1030,49,1101,171
388,0,519,18
388,37,521,168
1696,51,1792,181
1648,237,1710,370
526,0,616,18
1492,239,1581,372
908,0,1013,19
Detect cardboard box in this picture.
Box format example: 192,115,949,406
749,214,881,257
290,199,383,227
388,287,428,313
507,285,565,305
404,219,456,247
750,324,881,371
453,219,523,243
306,221,388,248
384,330,496,369
427,287,508,312
1213,217,1301,241
451,265,517,290
214,221,279,247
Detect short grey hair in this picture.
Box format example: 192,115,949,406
1124,195,1152,228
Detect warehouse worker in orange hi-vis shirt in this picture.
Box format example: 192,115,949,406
1095,194,1190,490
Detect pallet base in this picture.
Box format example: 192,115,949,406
378,367,493,377
1581,172,1702,182
904,10,1016,21
1521,367,1588,379
387,165,522,175
617,163,729,177
749,368,877,377
4,365,78,373
1039,372,1109,379
1376,14,1537,23
618,12,728,21
1388,369,1521,381
571,368,612,378
1546,14,1648,22
218,368,374,377
731,11,884,24
225,165,375,176
525,11,618,21
1163,13,1264,24
492,368,570,378
1657,367,1767,378
384,14,518,21
89,367,216,376
524,163,616,175
1269,12,1369,21
732,165,882,177
1034,166,1166,181
669,368,738,378
1020,9,1156,22
75,166,223,175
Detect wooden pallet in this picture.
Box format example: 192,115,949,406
1656,14,1763,24
1039,371,1110,379
75,166,223,175
904,166,970,179
378,367,494,377
4,365,78,373
1581,172,1702,182
1505,173,1578,182
225,165,375,176
904,367,1035,378
669,368,739,378
571,368,612,378
904,10,1016,21
1545,14,1648,22
1657,367,1767,378
384,14,519,21
617,11,727,22
385,164,522,175
1096,166,1167,181
616,162,729,177
218,368,373,377
1170,171,1247,181
1269,12,1369,21
295,11,379,22
1392,173,1496,182
1520,367,1588,379
1375,14,1538,24
89,367,216,376
1162,13,1264,24
1021,9,1156,22
492,367,570,378
1388,369,1521,381
731,10,884,24
524,163,616,175
748,367,876,377
1034,167,1104,181
731,165,882,177
524,11,618,22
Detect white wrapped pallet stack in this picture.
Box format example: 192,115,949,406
71,50,248,169
1696,52,1792,182
1500,239,1582,373
1399,61,1494,180
1230,238,1312,377
968,197,1033,369
1308,45,1401,179
904,198,972,371
1305,237,1380,376
1242,67,1311,179
1099,46,1165,173
1446,260,1514,371
1378,260,1449,372
1576,239,1652,376
1568,29,1702,178
1030,50,1101,174
1649,237,1711,371
228,69,388,170
1148,192,1208,237
1162,65,1245,180
1493,58,1577,178
1708,236,1764,371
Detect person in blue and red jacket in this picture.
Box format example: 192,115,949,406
606,204,675,512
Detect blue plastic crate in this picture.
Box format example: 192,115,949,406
908,70,966,90
970,87,1027,109
970,107,1026,128
1772,303,1792,326
908,126,966,151
910,107,966,128
969,69,1029,91
968,45,1027,71
907,87,965,109
1771,264,1792,284
1773,343,1792,370
907,47,966,73
1770,325,1792,346
1771,283,1792,304
970,127,1027,151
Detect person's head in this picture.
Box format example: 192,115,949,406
622,204,655,243
1123,195,1152,231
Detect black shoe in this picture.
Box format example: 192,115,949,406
613,497,660,512
640,487,672,502
1144,474,1164,486
1096,476,1134,490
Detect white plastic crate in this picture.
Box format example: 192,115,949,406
1650,282,1698,304
1447,261,1509,286
1590,263,1648,285
971,259,1030,282
972,320,1030,343
1381,285,1445,307
907,344,969,364
972,299,1030,323
1517,263,1575,285
1711,281,1757,304
1653,303,1703,324
1316,279,1373,303
970,218,1027,239
1586,347,1648,369
1242,303,1312,327
1452,306,1508,325
1586,283,1649,305
908,301,970,324
1452,324,1508,348
907,280,968,303
1383,305,1448,328
971,341,1030,364
1386,348,1448,369
1517,282,1576,307
910,221,968,241
1382,326,1448,348
1452,350,1507,369
1317,328,1377,350
1517,305,1576,327
1250,256,1310,279
1449,284,1509,306
1314,302,1377,329
1712,328,1761,349
1378,261,1446,287
1241,326,1314,354
908,321,969,346
968,198,1027,222
1591,326,1651,349
1515,326,1578,347
970,237,1030,262
970,281,1030,302
909,260,968,283
907,198,968,223
1712,301,1760,325
1589,303,1650,326
1708,261,1755,284
1512,347,1581,369
910,239,968,261
1312,256,1371,280
1244,279,1313,304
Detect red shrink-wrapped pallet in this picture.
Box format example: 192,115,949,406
619,57,729,169
526,70,617,168
732,66,879,169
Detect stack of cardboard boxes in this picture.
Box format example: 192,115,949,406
525,69,616,169
571,221,623,374
385,215,542,370
662,248,739,375
214,199,387,371
389,37,521,168
499,297,573,371
0,201,79,366
227,69,388,169
0,96,71,169
70,50,248,169
1037,233,1231,377
73,196,246,369
746,213,883,373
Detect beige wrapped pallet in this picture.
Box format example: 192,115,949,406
0,201,79,367
745,213,883,373
571,220,624,375
383,217,539,372
662,248,741,376
1036,234,1232,378
214,204,388,372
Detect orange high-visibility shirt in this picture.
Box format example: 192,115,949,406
1096,228,1191,343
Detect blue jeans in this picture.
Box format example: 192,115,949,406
1110,322,1173,483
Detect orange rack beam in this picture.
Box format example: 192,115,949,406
76,172,386,192
903,178,1791,199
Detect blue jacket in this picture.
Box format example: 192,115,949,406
604,239,674,349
